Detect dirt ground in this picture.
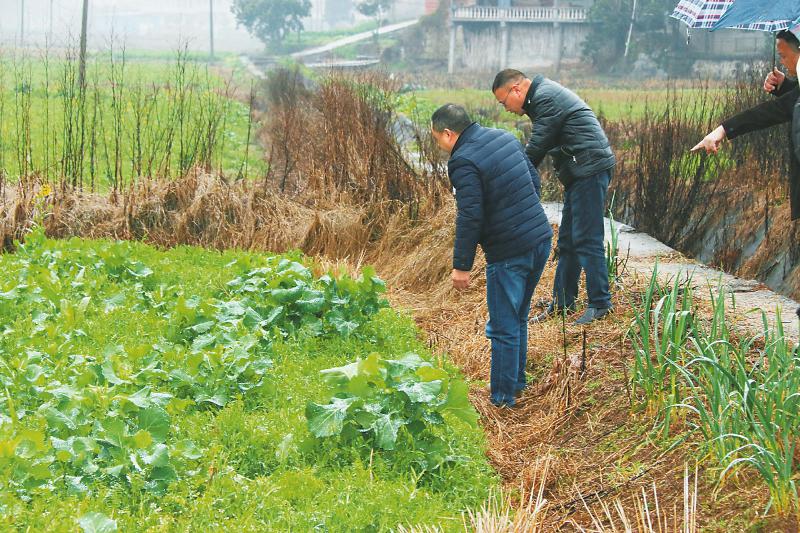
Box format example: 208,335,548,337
387,213,794,530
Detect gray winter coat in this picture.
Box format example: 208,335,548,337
522,75,616,188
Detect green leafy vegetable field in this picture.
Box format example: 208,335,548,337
0,230,496,531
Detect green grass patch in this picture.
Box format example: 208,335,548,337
403,87,729,126
0,233,496,531
0,53,265,189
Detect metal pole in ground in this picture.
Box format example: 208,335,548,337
209,0,215,61
78,0,89,90
19,0,25,47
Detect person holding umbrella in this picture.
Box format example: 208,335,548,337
763,30,800,95
693,25,800,317
672,0,800,93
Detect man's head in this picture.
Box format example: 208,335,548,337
492,69,530,115
431,104,472,154
776,30,800,77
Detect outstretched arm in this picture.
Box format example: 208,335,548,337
693,87,798,152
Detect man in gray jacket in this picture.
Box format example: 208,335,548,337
492,69,615,325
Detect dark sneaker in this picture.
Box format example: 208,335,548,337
574,307,613,325
530,303,575,324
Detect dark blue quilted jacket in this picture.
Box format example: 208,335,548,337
448,123,553,270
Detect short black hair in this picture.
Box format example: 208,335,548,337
431,104,472,133
492,69,527,92
777,30,800,51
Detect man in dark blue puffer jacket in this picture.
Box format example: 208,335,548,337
431,104,553,407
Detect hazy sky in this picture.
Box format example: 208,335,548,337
0,0,264,52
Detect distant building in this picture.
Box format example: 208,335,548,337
444,0,770,73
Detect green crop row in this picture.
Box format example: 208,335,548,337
629,265,800,516
0,231,495,531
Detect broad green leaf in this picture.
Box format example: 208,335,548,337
0,438,20,458
41,406,77,431
190,321,215,334
275,433,294,463
417,366,449,383
66,475,89,495
175,296,199,321
132,430,153,450
296,297,326,314
103,464,126,477
0,288,17,300
261,306,284,327
103,293,126,312
306,397,356,438
386,353,427,379
442,380,479,428
56,449,73,462
358,353,383,380
98,418,127,448
242,308,263,328
137,407,170,442
422,411,445,425
372,413,405,450
126,263,153,278
191,333,217,352
270,286,303,304
321,361,361,386
78,512,117,533
140,443,170,467
216,300,246,319
347,375,374,398
195,393,229,407
150,464,177,482
101,360,128,386
174,440,202,460
397,380,442,404
17,428,48,452
328,315,359,337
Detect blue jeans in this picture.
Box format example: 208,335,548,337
553,170,612,310
485,237,552,406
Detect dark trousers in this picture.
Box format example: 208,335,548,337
553,169,612,310
485,237,552,406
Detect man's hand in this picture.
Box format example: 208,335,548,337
764,67,785,93
691,125,727,154
452,269,470,290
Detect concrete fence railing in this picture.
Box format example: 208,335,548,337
451,6,589,22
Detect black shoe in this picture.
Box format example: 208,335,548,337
796,306,800,319
574,307,613,325
530,303,574,324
